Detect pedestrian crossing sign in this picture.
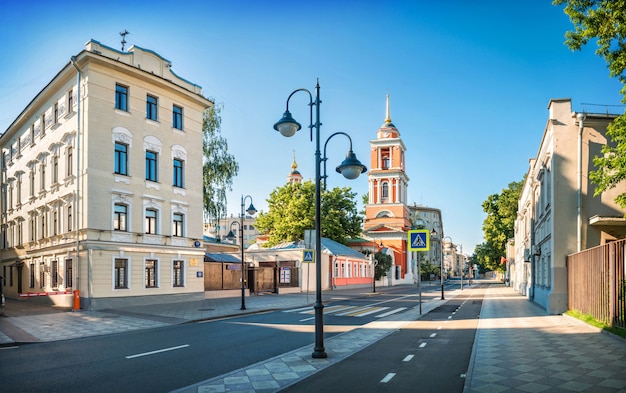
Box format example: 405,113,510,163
303,249,314,263
408,229,430,251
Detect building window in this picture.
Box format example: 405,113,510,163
51,260,58,288
115,84,128,111
40,162,46,191
114,258,128,289
172,105,183,130
67,146,73,177
29,169,35,196
52,210,58,236
17,222,22,246
52,154,59,184
16,177,21,205
54,103,59,124
382,182,389,199
39,262,45,288
145,259,158,288
114,203,128,231
29,262,35,288
173,260,184,287
173,158,184,188
67,204,72,232
40,214,46,239
65,259,73,288
115,142,128,175
173,213,184,237
68,89,74,111
145,209,157,234
146,150,158,182
30,217,35,242
146,95,158,121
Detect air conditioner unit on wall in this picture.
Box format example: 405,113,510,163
531,245,541,256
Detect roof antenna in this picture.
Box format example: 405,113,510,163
120,30,130,51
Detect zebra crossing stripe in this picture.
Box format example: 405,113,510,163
375,307,407,318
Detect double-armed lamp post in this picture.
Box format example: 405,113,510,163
226,195,256,310
274,79,367,359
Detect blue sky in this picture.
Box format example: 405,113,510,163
1,1,623,255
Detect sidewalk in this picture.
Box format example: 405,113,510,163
1,281,625,393
464,284,626,392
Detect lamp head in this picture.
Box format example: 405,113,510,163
273,110,301,137
336,150,367,180
246,203,257,216
225,230,236,241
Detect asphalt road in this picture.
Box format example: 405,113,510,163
281,283,485,393
1,285,449,392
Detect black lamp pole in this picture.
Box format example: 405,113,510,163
273,79,366,359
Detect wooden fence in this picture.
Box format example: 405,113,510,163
567,238,625,331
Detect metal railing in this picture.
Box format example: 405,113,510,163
567,238,625,330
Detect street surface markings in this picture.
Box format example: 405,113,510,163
419,342,427,348
375,307,407,318
403,354,414,362
338,306,389,317
125,344,189,359
286,304,406,318
430,333,437,337
380,373,396,383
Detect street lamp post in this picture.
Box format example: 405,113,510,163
274,79,367,359
226,195,257,310
430,229,446,300
370,239,382,294
441,235,453,300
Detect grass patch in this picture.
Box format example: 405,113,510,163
565,309,626,339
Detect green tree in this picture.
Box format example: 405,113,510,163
480,180,523,271
202,103,239,227
555,0,626,211
254,180,363,246
373,251,393,280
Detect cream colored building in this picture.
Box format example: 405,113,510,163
513,98,626,314
0,40,212,309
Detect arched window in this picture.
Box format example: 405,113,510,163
382,182,389,199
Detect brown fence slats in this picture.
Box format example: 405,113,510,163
567,238,625,330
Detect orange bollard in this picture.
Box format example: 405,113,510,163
73,289,80,310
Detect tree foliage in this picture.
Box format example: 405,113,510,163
374,251,393,280
555,0,626,211
479,180,523,271
202,103,239,227
254,180,363,247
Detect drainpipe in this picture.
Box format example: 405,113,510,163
70,56,83,308
576,113,586,252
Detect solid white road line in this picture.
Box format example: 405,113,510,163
126,344,190,359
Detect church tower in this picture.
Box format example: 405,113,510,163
363,94,411,280
286,151,303,185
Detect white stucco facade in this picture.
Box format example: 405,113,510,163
1,40,212,309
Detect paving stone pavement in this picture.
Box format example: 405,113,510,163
1,281,625,393
463,285,626,393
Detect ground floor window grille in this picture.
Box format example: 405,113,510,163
114,258,128,289
65,259,73,288
145,259,158,288
173,260,184,287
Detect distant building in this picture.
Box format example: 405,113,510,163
513,98,626,314
0,40,212,309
